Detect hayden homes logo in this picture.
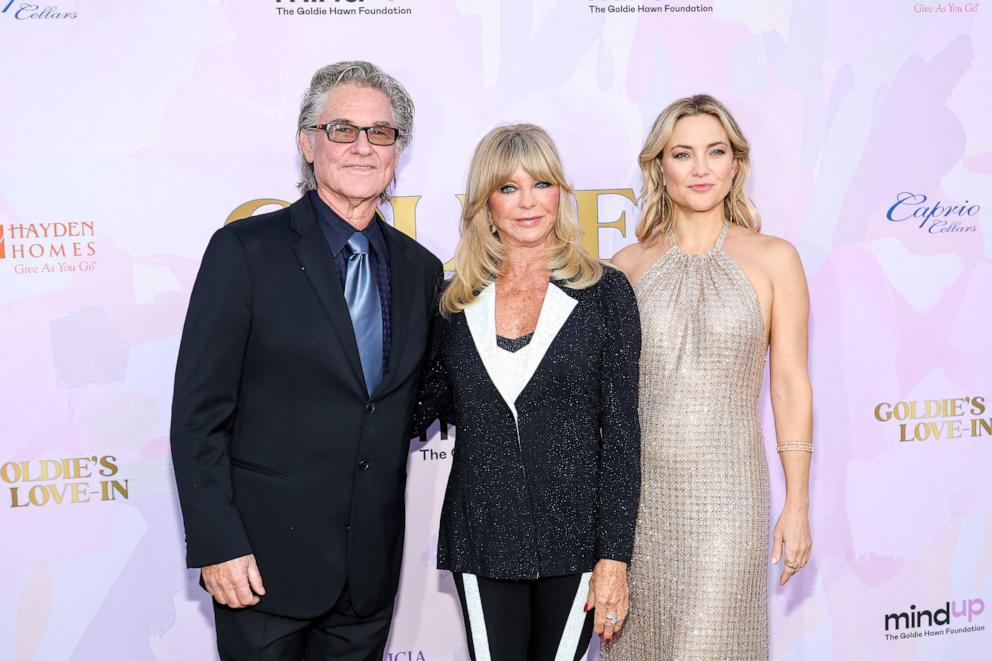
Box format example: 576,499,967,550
884,597,985,640
0,220,98,275
1,0,77,19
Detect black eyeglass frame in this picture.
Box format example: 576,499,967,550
307,122,401,146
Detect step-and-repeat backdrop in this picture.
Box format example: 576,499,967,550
1,1,989,659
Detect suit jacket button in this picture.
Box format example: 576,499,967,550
358,458,369,471
366,401,375,414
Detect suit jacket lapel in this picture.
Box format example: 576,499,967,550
519,282,577,390
465,282,578,417
290,197,366,390
373,221,414,397
462,282,579,419
463,284,520,418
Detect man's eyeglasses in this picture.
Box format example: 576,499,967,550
308,122,400,146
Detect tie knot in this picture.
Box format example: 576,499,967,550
347,231,370,256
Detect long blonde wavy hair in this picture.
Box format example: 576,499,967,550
441,124,603,315
636,94,760,243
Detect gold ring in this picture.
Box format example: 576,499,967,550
785,560,799,570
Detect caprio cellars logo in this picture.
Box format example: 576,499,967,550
886,192,979,234
1,0,77,19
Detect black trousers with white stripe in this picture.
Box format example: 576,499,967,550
453,572,595,661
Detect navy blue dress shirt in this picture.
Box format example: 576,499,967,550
308,190,392,378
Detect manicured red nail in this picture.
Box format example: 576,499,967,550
583,604,589,612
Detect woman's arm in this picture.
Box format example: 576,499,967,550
767,239,813,585
594,269,642,561
410,279,455,439
586,269,642,641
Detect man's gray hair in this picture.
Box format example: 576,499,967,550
296,60,415,196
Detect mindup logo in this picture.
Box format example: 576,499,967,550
884,598,985,631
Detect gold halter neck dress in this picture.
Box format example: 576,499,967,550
604,220,770,660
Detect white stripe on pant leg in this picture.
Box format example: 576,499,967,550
462,573,493,661
554,571,592,661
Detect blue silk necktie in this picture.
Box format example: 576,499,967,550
344,232,383,396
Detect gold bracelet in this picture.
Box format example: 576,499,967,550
777,441,813,453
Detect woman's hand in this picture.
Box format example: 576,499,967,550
585,559,629,642
772,504,812,585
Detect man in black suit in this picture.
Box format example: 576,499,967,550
171,61,442,660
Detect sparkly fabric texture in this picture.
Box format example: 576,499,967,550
413,267,642,579
496,331,534,353
604,221,770,660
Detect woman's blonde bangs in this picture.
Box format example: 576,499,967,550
479,131,568,197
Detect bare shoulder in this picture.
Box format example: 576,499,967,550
761,235,804,278
609,242,647,271
728,226,802,271
609,238,667,286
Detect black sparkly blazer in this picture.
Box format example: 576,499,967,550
414,267,641,580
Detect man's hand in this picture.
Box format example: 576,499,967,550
202,554,265,608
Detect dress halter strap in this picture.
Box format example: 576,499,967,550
714,220,730,250
668,220,731,255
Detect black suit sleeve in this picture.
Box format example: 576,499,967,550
410,275,455,438
596,269,642,563
171,227,253,568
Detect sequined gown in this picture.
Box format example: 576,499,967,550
604,221,770,660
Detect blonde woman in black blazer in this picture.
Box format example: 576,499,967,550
414,124,641,661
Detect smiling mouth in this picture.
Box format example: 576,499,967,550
689,184,714,190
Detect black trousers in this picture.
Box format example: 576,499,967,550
453,572,595,661
212,583,393,661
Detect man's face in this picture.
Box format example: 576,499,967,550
299,83,400,213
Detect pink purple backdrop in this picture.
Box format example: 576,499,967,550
1,0,990,659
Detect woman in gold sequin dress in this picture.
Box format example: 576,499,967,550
605,95,814,659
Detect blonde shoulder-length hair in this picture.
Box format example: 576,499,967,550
636,94,760,243
441,123,603,315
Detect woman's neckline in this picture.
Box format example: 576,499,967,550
667,219,730,257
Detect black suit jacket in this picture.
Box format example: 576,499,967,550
171,195,442,618
413,268,641,580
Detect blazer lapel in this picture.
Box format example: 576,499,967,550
463,284,520,418
290,198,366,390
372,221,414,397
463,281,578,419
519,282,577,390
